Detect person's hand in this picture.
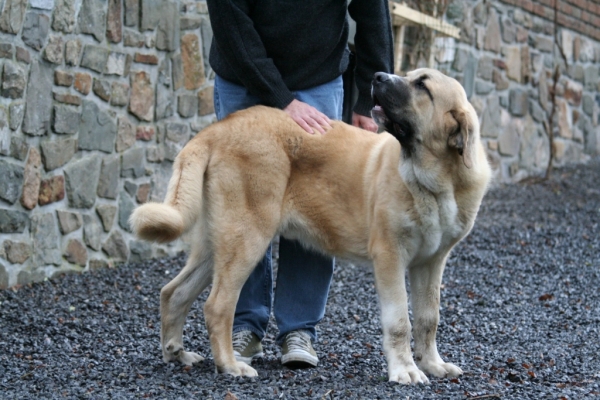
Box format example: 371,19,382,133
284,99,332,134
352,112,378,132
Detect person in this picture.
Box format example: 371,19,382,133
205,0,393,368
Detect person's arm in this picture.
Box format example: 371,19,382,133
348,0,394,131
206,0,330,134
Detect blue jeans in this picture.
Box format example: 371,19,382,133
214,75,342,344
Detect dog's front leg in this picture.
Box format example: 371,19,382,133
409,254,463,379
373,251,428,384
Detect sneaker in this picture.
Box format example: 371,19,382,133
232,330,263,365
281,330,319,368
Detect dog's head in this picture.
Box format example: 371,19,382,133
371,68,477,169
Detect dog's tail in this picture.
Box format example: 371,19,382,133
129,143,209,243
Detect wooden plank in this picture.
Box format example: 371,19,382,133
390,2,460,39
393,25,405,74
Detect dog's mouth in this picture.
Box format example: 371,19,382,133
372,95,407,138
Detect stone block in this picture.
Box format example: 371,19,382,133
181,15,202,30
3,240,32,264
22,12,50,51
0,42,14,58
96,204,116,231
81,45,110,73
198,86,214,116
89,258,109,270
64,155,101,208
53,91,82,106
181,33,205,90
64,239,87,266
79,101,117,153
121,147,145,178
136,125,154,141
129,71,154,121
483,9,501,53
557,99,572,140
156,1,179,51
509,89,528,117
31,213,61,266
165,122,189,143
77,0,106,42
124,29,145,47
146,145,163,163
52,0,77,33
43,35,64,64
106,52,129,76
53,105,80,134
54,70,73,86
134,52,159,65
0,262,7,289
22,61,53,136
129,240,152,263
107,0,122,43
498,127,520,157
16,46,30,64
38,175,65,205
74,72,92,95
124,0,138,27
584,66,598,91
65,39,82,66
40,137,77,170
0,160,24,204
116,116,135,152
20,147,41,210
136,182,151,203
2,62,26,99
0,208,28,233
83,214,102,251
102,231,129,261
57,210,82,234
97,154,120,199
140,0,161,31
156,85,174,120
118,189,135,231
93,78,111,102
31,0,54,9
9,102,25,131
110,82,129,107
178,94,198,118
0,0,28,34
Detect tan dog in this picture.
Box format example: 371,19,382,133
130,68,491,384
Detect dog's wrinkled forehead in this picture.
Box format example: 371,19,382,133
405,69,467,107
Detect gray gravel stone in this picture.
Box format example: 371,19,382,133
64,155,101,208
78,101,117,153
0,160,24,204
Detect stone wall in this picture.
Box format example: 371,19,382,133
441,0,600,182
0,0,215,288
1,0,599,288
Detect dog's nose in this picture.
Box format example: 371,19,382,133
374,72,391,83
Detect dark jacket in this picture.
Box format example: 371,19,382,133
206,0,394,117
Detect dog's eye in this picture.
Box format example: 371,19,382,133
415,79,427,90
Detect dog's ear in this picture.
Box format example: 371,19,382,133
446,109,474,169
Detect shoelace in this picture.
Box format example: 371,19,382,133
232,331,253,350
285,332,311,352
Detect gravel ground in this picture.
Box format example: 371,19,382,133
1,159,599,400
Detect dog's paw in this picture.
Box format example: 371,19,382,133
177,351,204,366
418,360,463,378
217,361,258,377
388,364,429,385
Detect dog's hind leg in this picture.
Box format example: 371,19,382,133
203,227,273,378
409,253,463,379
160,242,213,366
372,247,429,384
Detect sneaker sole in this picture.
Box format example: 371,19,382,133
281,351,318,368
234,351,264,365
